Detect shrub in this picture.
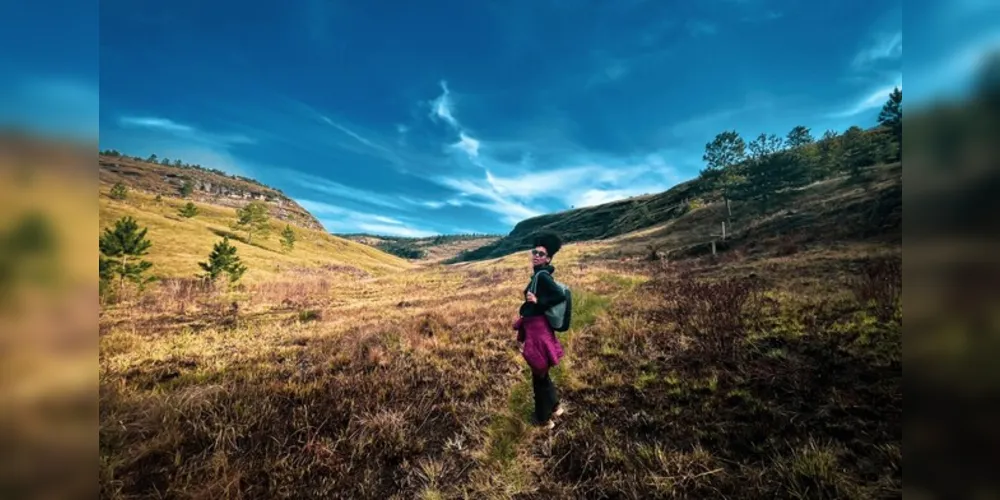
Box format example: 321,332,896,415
847,257,901,322
178,202,199,218
109,182,128,200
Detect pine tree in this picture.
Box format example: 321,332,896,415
878,87,902,160
841,126,876,183
232,201,271,244
816,130,842,177
785,125,814,149
738,133,798,213
99,216,154,298
700,130,747,218
179,201,199,218
199,236,247,284
280,224,296,252
110,182,128,201
147,154,158,163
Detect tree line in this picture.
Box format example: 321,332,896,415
698,87,902,216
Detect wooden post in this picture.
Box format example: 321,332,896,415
722,221,726,240
711,240,717,256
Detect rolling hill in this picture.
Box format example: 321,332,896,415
99,161,412,285
452,146,901,264
336,233,502,262
99,153,323,231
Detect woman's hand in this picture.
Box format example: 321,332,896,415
525,291,538,303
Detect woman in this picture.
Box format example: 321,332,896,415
513,232,567,429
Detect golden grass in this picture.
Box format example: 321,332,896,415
99,227,901,497
99,186,412,283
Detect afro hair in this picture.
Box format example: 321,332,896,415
532,231,563,257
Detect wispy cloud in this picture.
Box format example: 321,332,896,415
451,133,480,158
283,170,404,210
296,198,437,237
437,176,541,225
120,116,194,134
828,78,902,118
356,223,436,238
318,115,398,159
852,32,903,69
427,80,487,165
437,157,678,224
430,80,459,128
118,115,255,145
572,188,651,208
416,81,684,226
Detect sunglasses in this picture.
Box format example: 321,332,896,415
531,249,547,257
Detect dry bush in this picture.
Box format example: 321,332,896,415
650,276,763,364
775,234,801,257
250,279,331,309
136,277,214,314
847,257,901,321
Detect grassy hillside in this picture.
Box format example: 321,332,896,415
456,162,900,263
610,163,901,261
338,233,502,262
99,154,323,231
99,186,412,285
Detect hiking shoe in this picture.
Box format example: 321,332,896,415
531,417,556,430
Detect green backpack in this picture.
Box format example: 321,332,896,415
529,270,573,332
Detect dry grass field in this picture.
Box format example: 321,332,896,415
99,232,901,498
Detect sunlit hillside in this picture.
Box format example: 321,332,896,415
99,186,412,284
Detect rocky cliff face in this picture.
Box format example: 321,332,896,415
99,155,324,231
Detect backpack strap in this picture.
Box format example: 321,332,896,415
530,270,551,295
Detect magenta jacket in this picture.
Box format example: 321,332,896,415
514,315,564,375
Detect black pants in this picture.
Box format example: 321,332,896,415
532,370,559,423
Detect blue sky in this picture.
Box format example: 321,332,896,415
2,1,998,236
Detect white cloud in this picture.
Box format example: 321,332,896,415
372,215,403,225
285,171,403,210
572,189,638,208
438,177,541,225
430,80,458,128
120,116,194,134
828,78,902,118
452,132,480,158
435,153,680,225
853,32,903,68
296,198,438,236
118,115,256,146
320,115,393,155
355,223,436,238
417,82,682,227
